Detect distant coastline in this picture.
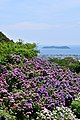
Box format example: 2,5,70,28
43,46,70,49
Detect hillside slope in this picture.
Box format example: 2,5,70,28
0,32,12,42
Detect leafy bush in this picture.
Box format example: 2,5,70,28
49,57,80,73
0,41,39,64
71,95,80,118
69,63,80,73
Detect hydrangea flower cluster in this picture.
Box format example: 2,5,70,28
0,55,80,119
36,106,76,120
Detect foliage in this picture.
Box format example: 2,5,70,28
71,94,80,118
49,57,80,73
0,109,16,120
0,41,38,64
0,32,12,42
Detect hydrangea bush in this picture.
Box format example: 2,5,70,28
36,106,76,120
0,54,80,119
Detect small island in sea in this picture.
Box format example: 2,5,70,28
43,46,70,49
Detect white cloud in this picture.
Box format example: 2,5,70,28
1,21,80,32
0,22,60,30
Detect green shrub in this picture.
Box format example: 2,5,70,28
69,63,80,73
49,57,80,73
0,41,39,64
71,99,80,118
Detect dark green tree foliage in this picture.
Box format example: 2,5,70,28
0,32,12,42
0,32,38,64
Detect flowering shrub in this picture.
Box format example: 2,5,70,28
36,106,76,120
0,55,80,119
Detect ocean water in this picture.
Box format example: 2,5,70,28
38,45,80,59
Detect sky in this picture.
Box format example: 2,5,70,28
0,0,80,45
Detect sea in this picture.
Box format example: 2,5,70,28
38,45,80,59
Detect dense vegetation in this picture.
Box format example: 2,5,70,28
0,32,12,42
49,57,80,73
1,55,80,120
0,32,80,120
71,94,80,118
0,32,38,64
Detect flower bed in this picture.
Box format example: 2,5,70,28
0,55,80,119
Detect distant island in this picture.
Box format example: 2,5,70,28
43,46,70,49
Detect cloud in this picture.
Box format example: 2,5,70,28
0,22,60,30
1,21,80,32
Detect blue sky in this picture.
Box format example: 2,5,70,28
0,0,80,45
